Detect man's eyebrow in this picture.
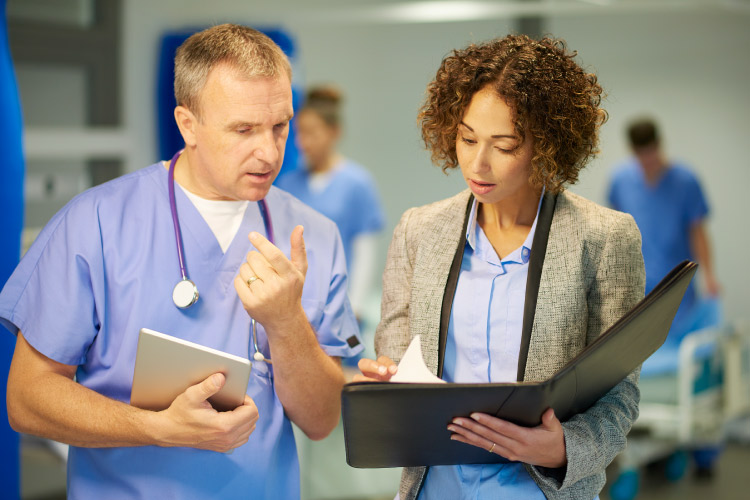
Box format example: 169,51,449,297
459,121,516,139
225,113,294,130
226,121,259,130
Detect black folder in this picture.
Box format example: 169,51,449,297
342,260,697,468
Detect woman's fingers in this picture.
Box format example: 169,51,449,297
356,357,397,381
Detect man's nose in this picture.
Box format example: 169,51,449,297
254,130,280,164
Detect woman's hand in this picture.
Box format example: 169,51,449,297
448,408,567,468
352,356,398,382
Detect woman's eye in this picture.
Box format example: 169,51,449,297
461,136,476,145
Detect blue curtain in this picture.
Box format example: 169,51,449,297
156,26,301,178
0,0,23,496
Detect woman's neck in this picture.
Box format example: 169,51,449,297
477,189,542,259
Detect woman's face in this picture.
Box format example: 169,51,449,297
295,109,339,171
456,86,536,207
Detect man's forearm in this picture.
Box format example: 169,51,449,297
267,313,346,440
8,335,160,448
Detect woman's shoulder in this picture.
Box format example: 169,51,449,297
555,189,641,244
403,190,472,219
394,190,471,242
557,189,636,226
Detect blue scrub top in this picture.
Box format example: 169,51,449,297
276,158,384,272
0,163,363,499
608,160,709,333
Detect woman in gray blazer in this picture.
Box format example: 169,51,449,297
356,35,645,499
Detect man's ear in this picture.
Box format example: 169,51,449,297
174,105,198,147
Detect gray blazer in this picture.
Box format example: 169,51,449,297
375,189,645,500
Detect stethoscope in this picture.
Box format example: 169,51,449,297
167,149,274,363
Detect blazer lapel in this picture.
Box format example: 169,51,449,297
437,195,474,378
517,191,557,381
411,191,472,374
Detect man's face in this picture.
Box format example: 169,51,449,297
180,64,294,201
295,109,339,171
634,143,664,178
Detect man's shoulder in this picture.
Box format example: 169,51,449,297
67,163,162,208
336,159,376,184
610,158,641,183
267,185,338,230
667,162,701,184
46,164,162,225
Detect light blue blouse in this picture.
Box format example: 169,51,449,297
418,195,546,499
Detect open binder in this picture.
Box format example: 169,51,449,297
342,260,697,468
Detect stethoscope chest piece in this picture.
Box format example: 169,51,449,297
173,278,199,309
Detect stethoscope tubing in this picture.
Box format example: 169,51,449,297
168,150,190,281
168,149,275,363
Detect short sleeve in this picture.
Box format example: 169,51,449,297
682,171,709,226
0,197,103,365
302,218,363,359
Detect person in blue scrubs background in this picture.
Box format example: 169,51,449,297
608,117,722,476
276,86,385,324
609,117,720,341
0,24,361,499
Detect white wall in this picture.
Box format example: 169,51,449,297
122,1,749,326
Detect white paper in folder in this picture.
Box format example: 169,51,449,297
389,335,446,384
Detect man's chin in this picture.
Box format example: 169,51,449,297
242,185,273,202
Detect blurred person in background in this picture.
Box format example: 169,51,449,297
608,117,722,475
357,34,645,499
609,118,720,335
277,86,385,329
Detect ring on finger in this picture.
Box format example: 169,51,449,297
246,275,260,287
488,442,496,454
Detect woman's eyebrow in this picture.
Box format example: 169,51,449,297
459,121,515,139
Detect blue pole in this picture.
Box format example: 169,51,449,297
0,0,24,497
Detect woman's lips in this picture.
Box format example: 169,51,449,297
468,179,496,195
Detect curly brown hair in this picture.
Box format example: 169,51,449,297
418,34,607,193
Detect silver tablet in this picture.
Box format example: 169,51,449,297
130,328,251,412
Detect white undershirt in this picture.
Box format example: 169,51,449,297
179,185,248,253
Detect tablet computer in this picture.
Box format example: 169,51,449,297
130,328,252,412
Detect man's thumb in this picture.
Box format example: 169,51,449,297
195,373,225,401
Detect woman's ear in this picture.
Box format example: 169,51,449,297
174,105,198,147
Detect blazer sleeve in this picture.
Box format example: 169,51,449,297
374,208,416,363
528,213,646,491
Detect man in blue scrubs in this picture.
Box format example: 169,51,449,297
0,24,362,499
608,117,720,338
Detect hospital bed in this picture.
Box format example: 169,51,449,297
608,320,750,500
